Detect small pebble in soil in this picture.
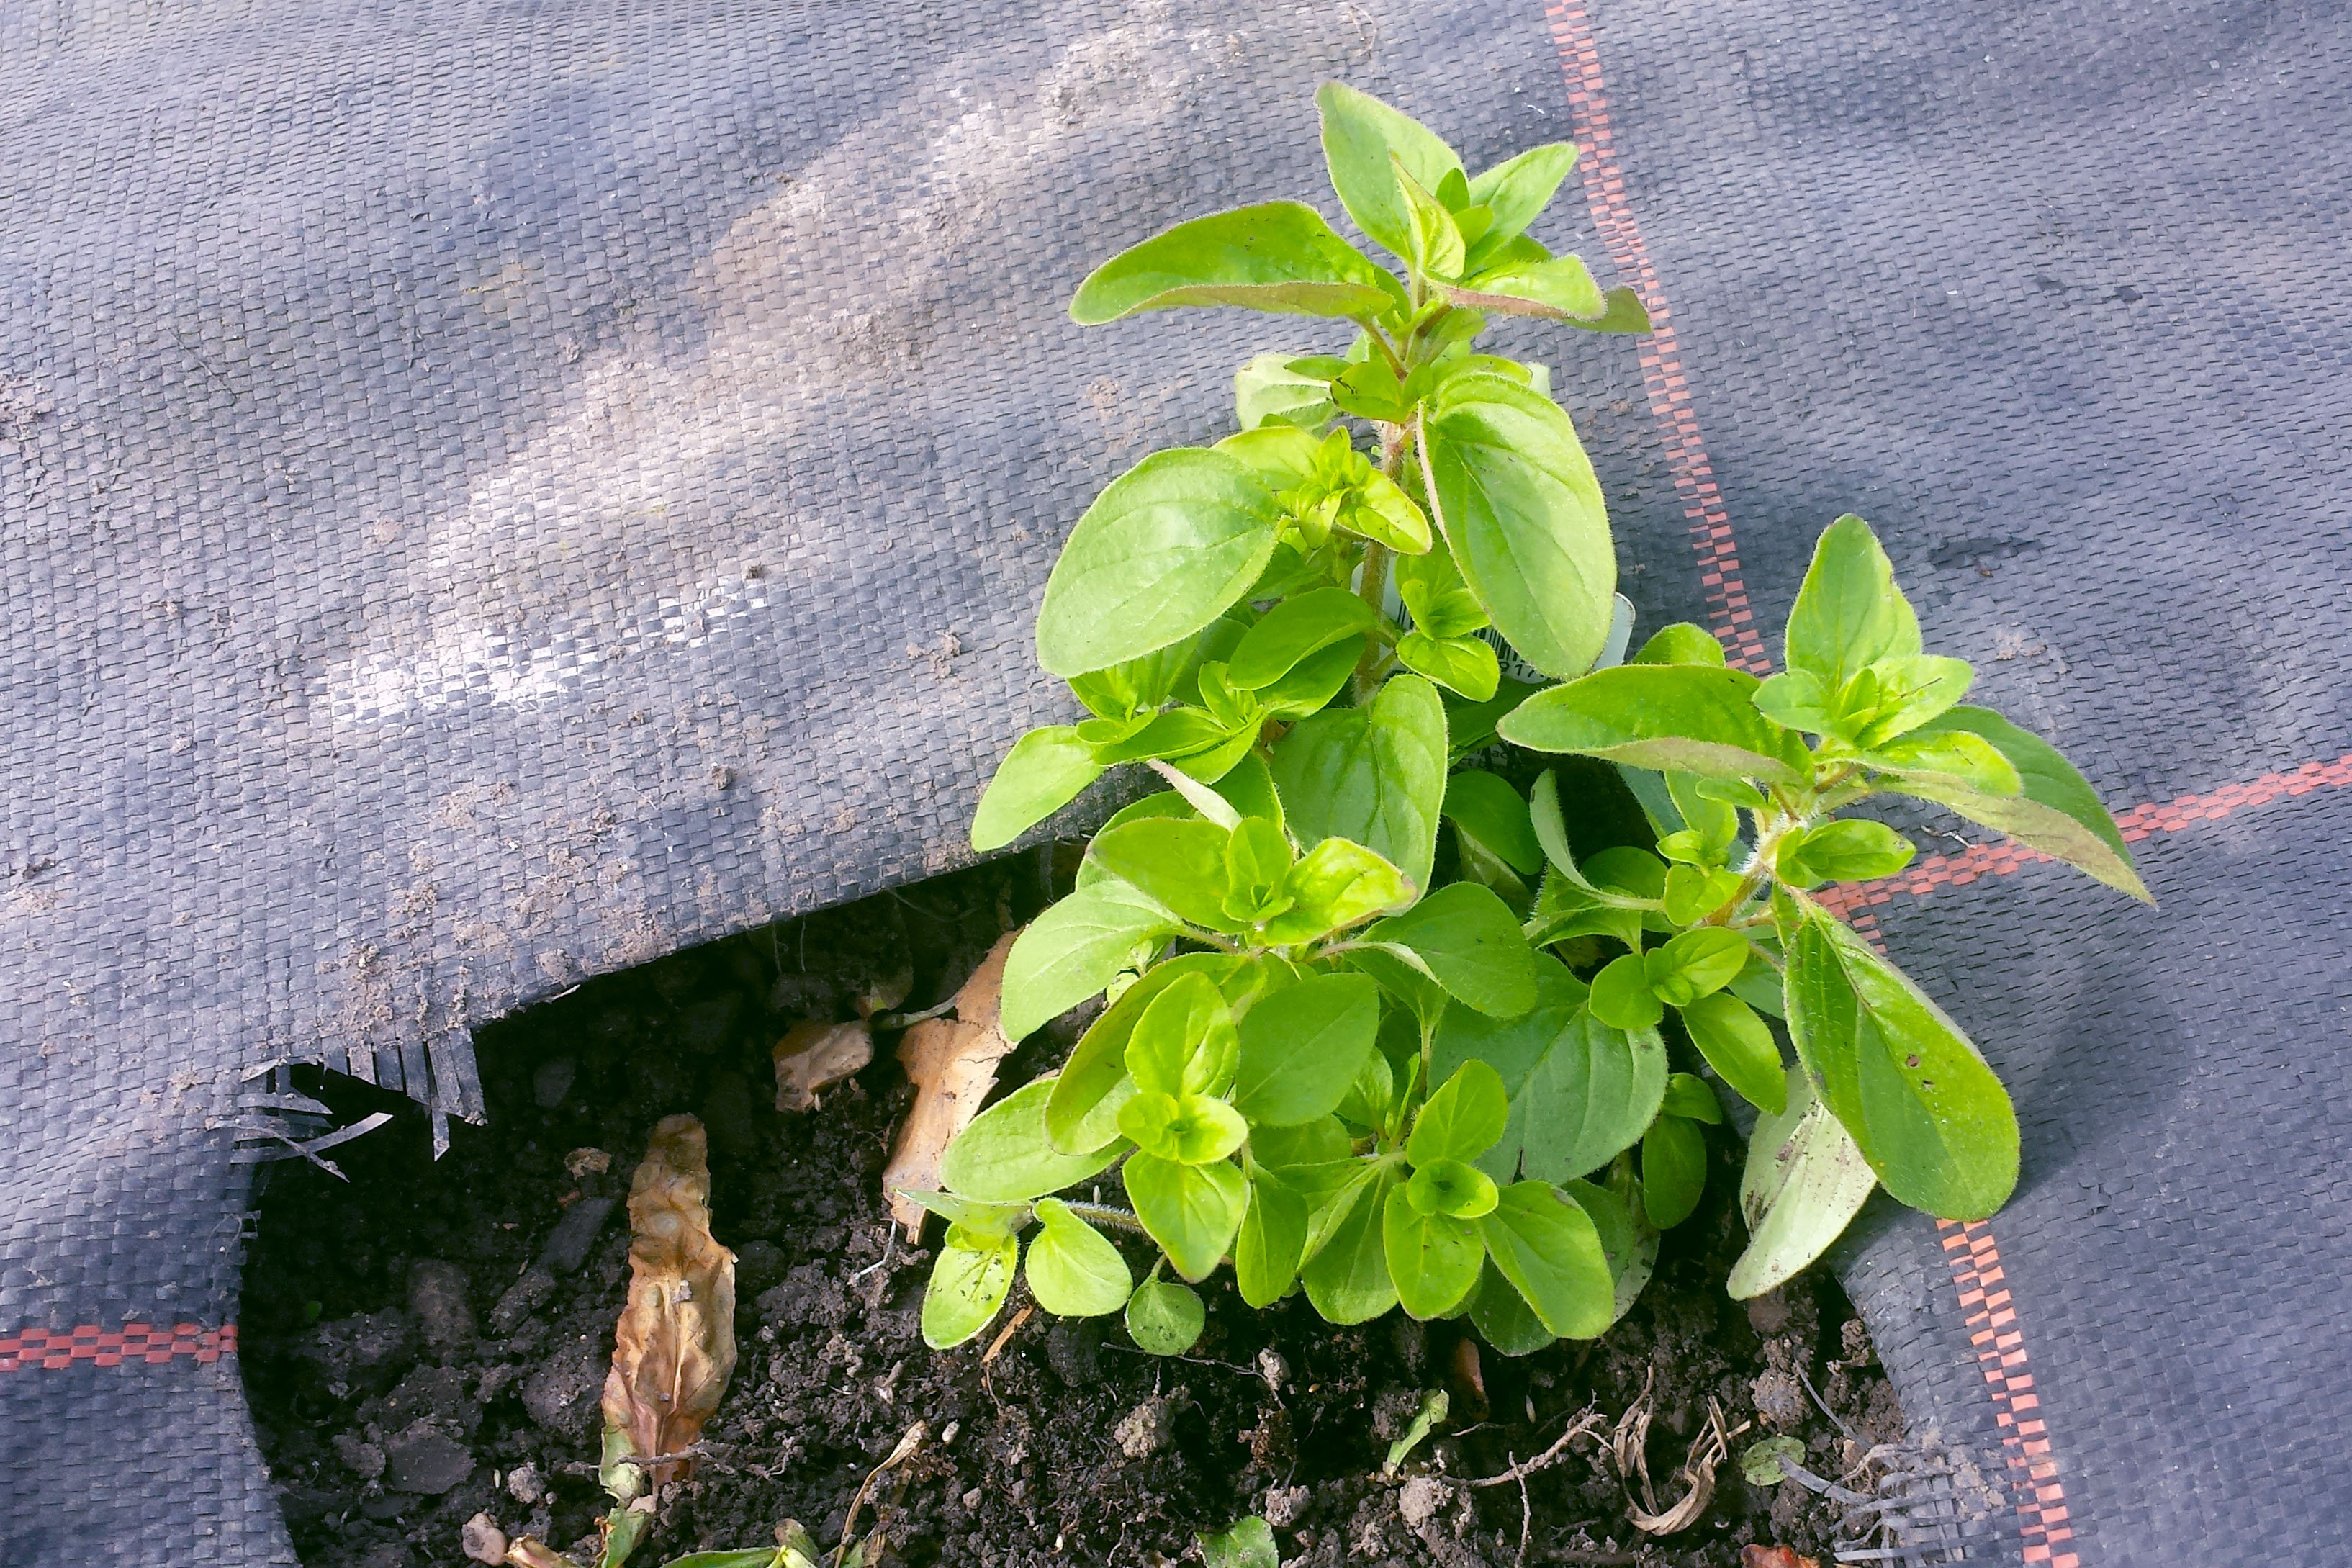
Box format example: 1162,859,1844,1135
503,1461,544,1505
460,1512,508,1565
1397,1475,1449,1530
407,1260,476,1349
1113,1396,1170,1459
1753,1368,1811,1430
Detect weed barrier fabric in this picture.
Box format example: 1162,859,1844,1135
0,1,2343,1563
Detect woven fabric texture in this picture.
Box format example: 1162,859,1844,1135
4,0,2345,1562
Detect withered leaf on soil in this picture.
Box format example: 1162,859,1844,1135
601,1114,737,1490
881,931,1019,1239
773,1019,875,1113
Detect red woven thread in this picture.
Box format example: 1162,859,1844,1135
0,1322,237,1371
1816,751,2352,916
1544,1,1772,675
1939,1222,2080,1568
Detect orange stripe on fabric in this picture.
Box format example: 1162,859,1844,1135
0,1323,237,1371
1940,1222,2080,1567
1542,1,1773,674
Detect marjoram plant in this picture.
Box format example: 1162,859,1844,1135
906,84,2147,1359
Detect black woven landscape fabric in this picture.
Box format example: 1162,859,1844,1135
1,0,2343,1562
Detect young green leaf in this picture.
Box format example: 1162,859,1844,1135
1124,972,1240,1099
1271,673,1448,895
1661,1070,1724,1124
1464,143,1577,248
1036,448,1281,677
1849,654,1975,745
1070,202,1397,324
1864,729,2024,796
1251,1116,1355,1172
971,726,1105,852
1782,513,1922,695
1500,664,1811,782
1640,1114,1708,1229
1775,819,1918,888
1675,991,1786,1114
1630,622,1729,668
1000,880,1179,1041
1419,377,1615,680
1588,952,1664,1031
1392,155,1467,281
1085,817,1237,930
1226,589,1379,692
1515,1009,1668,1183
1405,1156,1500,1220
1125,1274,1207,1355
1197,1515,1280,1568
1024,1199,1133,1317
940,1078,1127,1202
1384,1183,1484,1319
1301,1164,1402,1323
1478,1182,1614,1340
1783,905,2018,1219
1047,954,1255,1153
1899,705,2150,902
1727,1065,1878,1299
920,1225,1017,1349
1315,83,1462,260
1343,469,1433,554
1441,254,1605,321
1235,353,1341,431
1641,927,1749,1007
1394,629,1500,700
1125,1152,1248,1282
1553,285,1652,333
1364,882,1541,1018
1119,1089,1250,1165
1233,972,1381,1125
1407,1058,1510,1164
1562,1176,1657,1328
1468,1258,1556,1356
1235,1168,1310,1307
1260,837,1413,945
1430,953,1590,1180
1443,770,1545,875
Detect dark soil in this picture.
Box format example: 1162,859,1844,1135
245,857,1906,1568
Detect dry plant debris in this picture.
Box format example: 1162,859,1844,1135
603,1114,739,1487
773,1020,875,1113
880,931,1018,1238
1739,1548,1821,1568
1612,1372,1748,1536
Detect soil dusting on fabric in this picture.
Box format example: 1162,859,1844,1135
246,861,1908,1568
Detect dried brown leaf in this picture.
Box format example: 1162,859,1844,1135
600,1114,736,1489
1625,1397,1742,1536
880,932,1018,1238
773,1019,875,1113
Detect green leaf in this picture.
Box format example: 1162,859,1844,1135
1865,729,2023,796
1343,469,1433,553
1429,952,1589,1180
1197,1515,1280,1568
1588,952,1663,1030
1343,945,1451,1037
1024,1198,1132,1317
1465,143,1577,248
1783,906,2018,1219
1394,629,1500,700
1070,636,1201,720
1119,1089,1249,1165
1236,353,1340,431
1366,882,1540,1017
1253,635,1364,721
1641,927,1749,1008
1775,819,1917,888
1850,654,1976,745
1315,82,1462,260
1001,881,1179,1042
1216,752,1287,832
1227,587,1379,690
1260,837,1413,945
1742,1436,1809,1488
1384,1184,1484,1319
1235,1168,1309,1307
1300,1163,1402,1323
1088,706,1233,767
1675,991,1786,1114
971,727,1104,852
1047,955,1254,1153
1381,1389,1451,1475
1661,864,1744,926
1640,1114,1708,1229
1395,536,1488,639
893,1189,1032,1237
1125,1274,1206,1355
1037,449,1280,677
1224,816,1295,916
1901,705,2150,901
1441,255,1605,321
1443,771,1544,875
1553,286,1652,333
1661,1071,1724,1124
1727,1065,1878,1299
1405,1157,1500,1220
1419,377,1615,680
1630,622,1728,667
1515,1008,1667,1182
940,1078,1127,1202
1125,972,1239,1099
1252,1116,1353,1171
1500,664,1811,782
1233,972,1381,1126
1468,1259,1555,1356
1125,1153,1248,1282
659,1553,787,1568
921,1225,1017,1349
1071,202,1396,324
1479,1181,1614,1340
1271,673,1448,894
1564,1176,1656,1328
1084,818,1236,931
1783,513,1921,695
1407,1058,1510,1163
1392,155,1466,280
